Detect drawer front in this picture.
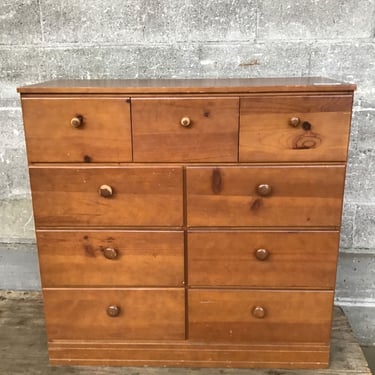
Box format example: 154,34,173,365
186,165,345,227
43,289,185,340
132,97,239,162
21,97,132,162
189,290,333,343
239,95,352,162
37,230,184,287
30,166,183,227
188,231,339,288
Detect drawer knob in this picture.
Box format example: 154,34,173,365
99,184,113,198
102,247,118,260
252,306,266,319
256,184,272,197
107,305,120,317
255,248,269,261
289,117,301,127
180,116,191,127
70,115,83,128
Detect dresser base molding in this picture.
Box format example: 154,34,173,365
48,342,330,368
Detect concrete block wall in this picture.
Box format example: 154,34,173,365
0,0,374,344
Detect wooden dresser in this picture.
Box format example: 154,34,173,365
18,78,356,369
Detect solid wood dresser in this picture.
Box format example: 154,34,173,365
18,78,356,369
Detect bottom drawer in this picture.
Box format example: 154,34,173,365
189,290,333,343
43,289,185,341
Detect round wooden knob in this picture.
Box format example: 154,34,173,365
107,305,120,317
256,184,272,197
70,115,83,128
180,117,191,127
99,184,113,198
289,117,301,127
102,247,118,260
255,248,269,261
252,306,266,319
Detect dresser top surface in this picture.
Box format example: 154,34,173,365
17,77,356,94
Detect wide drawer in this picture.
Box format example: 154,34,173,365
239,95,352,162
186,165,346,227
21,97,132,162
132,97,239,162
29,166,183,227
37,230,184,287
43,289,185,340
189,290,333,343
188,231,339,288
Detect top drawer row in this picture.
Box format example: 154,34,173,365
21,95,352,163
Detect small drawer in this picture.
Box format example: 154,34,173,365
239,95,352,162
132,97,239,162
37,230,184,287
30,166,183,227
43,289,185,340
186,165,346,227
189,290,333,343
21,97,132,162
188,231,339,288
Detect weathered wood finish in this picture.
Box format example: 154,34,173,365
188,230,340,288
132,97,239,162
189,290,334,343
18,78,356,369
37,230,184,287
29,166,183,227
43,289,185,340
186,165,346,227
239,95,352,162
21,97,132,163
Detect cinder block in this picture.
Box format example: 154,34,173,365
187,0,256,41
0,147,30,198
342,305,375,345
38,46,139,80
38,45,202,80
0,0,42,45
354,204,375,249
136,45,201,78
0,109,24,148
197,41,311,78
336,252,375,300
356,110,375,152
345,149,375,204
340,202,356,250
309,42,375,107
258,0,375,40
0,245,40,290
40,0,256,43
0,47,41,107
0,198,35,243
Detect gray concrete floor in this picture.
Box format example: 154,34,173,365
0,291,372,375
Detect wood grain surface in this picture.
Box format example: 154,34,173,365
21,97,132,163
239,95,352,162
132,97,238,162
186,165,346,227
188,230,339,288
29,166,183,227
43,288,185,340
37,230,184,287
189,289,334,344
